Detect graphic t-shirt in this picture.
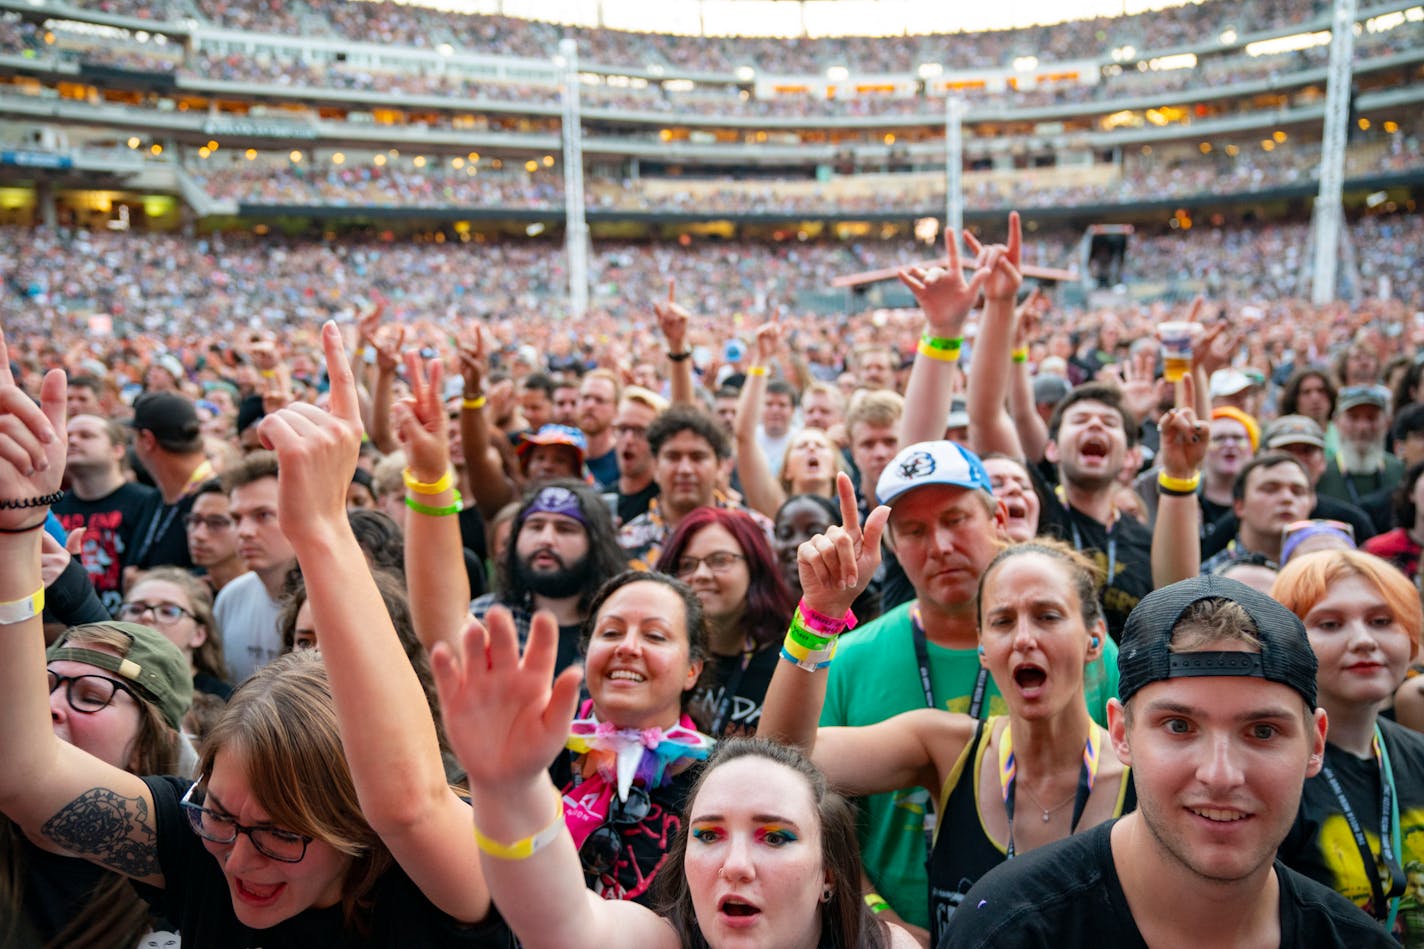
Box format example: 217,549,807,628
54,482,157,615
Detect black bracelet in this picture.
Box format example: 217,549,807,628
0,491,62,510
667,350,692,362
1157,483,1197,497
0,521,46,533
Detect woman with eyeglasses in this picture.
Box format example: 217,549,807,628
397,353,715,905
2,618,191,948
655,507,794,740
0,326,513,946
1274,549,1424,944
121,567,231,739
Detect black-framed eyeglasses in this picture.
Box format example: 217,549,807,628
117,601,194,625
673,551,746,579
48,670,139,714
578,785,651,875
180,783,313,863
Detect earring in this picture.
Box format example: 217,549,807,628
977,645,986,656
820,886,833,904
1090,636,1100,648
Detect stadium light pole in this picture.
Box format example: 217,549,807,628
945,96,965,248
1310,0,1358,305
559,38,590,321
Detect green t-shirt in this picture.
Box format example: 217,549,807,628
819,600,1120,929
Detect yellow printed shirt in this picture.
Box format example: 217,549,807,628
1281,717,1424,947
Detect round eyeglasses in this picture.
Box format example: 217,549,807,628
180,783,313,863
48,670,139,714
117,601,194,625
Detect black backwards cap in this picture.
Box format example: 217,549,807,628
1118,575,1317,709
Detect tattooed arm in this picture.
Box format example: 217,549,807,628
0,347,165,888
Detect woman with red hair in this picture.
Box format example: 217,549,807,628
656,508,794,738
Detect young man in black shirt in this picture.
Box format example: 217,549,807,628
942,576,1396,949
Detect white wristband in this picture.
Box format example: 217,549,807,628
0,588,44,625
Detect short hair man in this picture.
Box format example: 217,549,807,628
126,392,215,571
608,386,667,525
756,378,801,478
53,414,157,614
65,374,108,420
943,576,1391,948
550,375,581,428
577,369,621,489
855,345,900,392
472,480,627,675
516,424,587,486
1201,453,1314,574
517,371,557,435
1318,385,1404,532
617,405,770,570
820,441,1120,936
215,451,295,684
184,479,245,594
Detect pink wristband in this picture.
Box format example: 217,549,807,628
797,599,857,636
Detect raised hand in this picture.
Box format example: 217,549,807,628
1013,287,1048,352
0,328,64,532
652,279,690,354
753,310,783,365
261,361,293,416
1156,372,1208,480
965,211,1022,304
256,322,364,539
1119,346,1160,427
356,297,385,349
370,324,406,376
455,322,487,398
897,228,992,339
392,349,450,482
430,608,584,792
797,472,890,619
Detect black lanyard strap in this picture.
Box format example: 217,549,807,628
1320,727,1404,923
910,609,988,719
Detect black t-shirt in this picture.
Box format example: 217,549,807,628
615,481,660,527
18,826,166,947
127,494,197,572
687,645,779,738
1280,718,1424,943
135,776,516,948
940,819,1397,949
54,482,158,615
1031,467,1154,642
550,749,701,905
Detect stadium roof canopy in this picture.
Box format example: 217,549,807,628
381,0,1198,37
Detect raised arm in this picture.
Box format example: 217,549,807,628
0,338,163,888
258,322,490,923
365,316,405,456
1151,372,1207,588
964,218,1028,461
759,473,962,797
734,317,790,519
455,324,517,520
1005,288,1050,462
434,609,675,949
899,222,995,446
393,350,473,656
654,279,696,407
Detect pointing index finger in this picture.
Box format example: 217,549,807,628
835,472,860,539
320,321,359,422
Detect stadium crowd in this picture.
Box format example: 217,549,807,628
0,202,1422,948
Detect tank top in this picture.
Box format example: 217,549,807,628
927,716,1136,944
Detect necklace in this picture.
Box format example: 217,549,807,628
1017,781,1079,822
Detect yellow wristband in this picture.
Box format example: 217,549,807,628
1157,470,1201,495
259,369,276,379
473,794,565,861
864,891,890,914
403,467,454,495
916,340,961,363
748,365,768,377
1011,348,1029,363
462,395,487,411
0,587,43,625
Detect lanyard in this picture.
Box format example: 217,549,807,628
708,648,753,736
997,723,1101,860
1320,724,1404,928
133,460,214,565
910,607,988,719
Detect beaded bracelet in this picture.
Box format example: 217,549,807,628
404,490,463,517
0,491,63,510
1157,470,1201,496
403,467,454,496
473,793,565,861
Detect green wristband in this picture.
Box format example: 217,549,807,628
404,490,463,517
787,617,833,651
920,333,964,352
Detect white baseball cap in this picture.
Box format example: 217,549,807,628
876,440,993,506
